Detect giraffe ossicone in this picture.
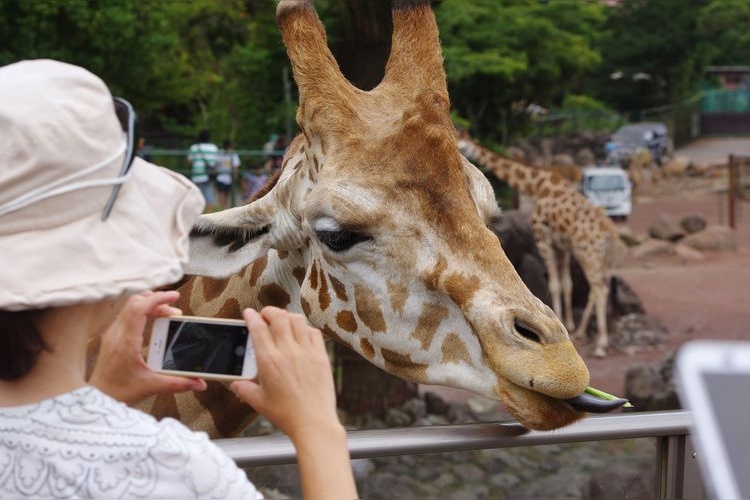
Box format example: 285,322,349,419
157,0,603,437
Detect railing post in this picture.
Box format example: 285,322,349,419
656,435,704,499
728,155,737,229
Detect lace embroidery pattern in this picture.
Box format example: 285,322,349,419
0,387,259,499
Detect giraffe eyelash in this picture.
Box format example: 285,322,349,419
191,224,271,253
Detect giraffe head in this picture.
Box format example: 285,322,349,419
186,0,590,430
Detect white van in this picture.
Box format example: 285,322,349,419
581,166,632,221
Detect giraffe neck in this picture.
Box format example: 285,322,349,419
468,141,558,197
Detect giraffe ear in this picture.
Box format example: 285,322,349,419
184,205,277,278
184,183,304,278
461,156,500,222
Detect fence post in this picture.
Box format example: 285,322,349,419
728,155,737,229
656,435,705,499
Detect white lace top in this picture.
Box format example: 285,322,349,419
0,387,262,499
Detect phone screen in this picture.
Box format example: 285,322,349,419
162,320,250,376
703,372,750,498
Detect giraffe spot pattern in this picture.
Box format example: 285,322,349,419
336,310,358,333
201,277,230,303
382,348,428,382
195,382,250,438
329,274,348,301
216,298,242,319
444,272,481,310
425,254,448,291
178,278,196,315
321,324,351,350
151,393,180,421
301,297,312,317
292,266,306,286
441,332,471,365
309,260,319,290
360,338,375,360
258,283,291,308
248,256,268,287
412,302,449,350
355,285,386,333
318,265,331,311
387,280,408,314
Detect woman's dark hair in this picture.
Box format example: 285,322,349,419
197,129,211,143
0,309,50,380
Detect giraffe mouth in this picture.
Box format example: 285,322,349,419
564,392,629,413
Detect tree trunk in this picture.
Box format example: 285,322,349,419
327,0,420,417
334,343,418,418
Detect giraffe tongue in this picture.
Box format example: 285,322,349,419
565,393,628,413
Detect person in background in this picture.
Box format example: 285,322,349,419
216,139,241,209
187,129,218,210
136,136,153,163
270,133,288,171
0,59,358,500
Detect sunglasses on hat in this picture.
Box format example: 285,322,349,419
101,97,137,221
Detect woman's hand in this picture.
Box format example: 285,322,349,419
230,307,339,439
230,307,357,500
89,290,207,405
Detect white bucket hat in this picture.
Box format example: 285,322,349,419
0,59,205,311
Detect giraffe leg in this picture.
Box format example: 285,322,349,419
593,284,610,358
560,250,575,332
536,238,562,323
574,291,595,343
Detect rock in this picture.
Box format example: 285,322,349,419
552,153,576,166
490,472,522,489
466,396,499,418
617,226,643,247
680,225,737,252
453,463,486,482
447,484,490,500
401,397,427,421
624,365,660,409
364,471,413,499
674,243,704,261
661,156,690,177
680,214,707,234
517,253,552,307
508,469,591,499
423,391,450,416
630,238,676,259
624,352,679,411
384,407,412,427
590,462,654,500
610,277,645,316
505,146,526,162
575,147,596,166
648,214,686,241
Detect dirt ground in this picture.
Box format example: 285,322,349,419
424,137,750,405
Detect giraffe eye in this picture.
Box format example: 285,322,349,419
316,229,370,252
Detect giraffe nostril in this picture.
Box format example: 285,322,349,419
514,320,542,344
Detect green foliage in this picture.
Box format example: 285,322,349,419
594,0,709,110
436,0,605,144
0,0,745,151
561,94,609,111
697,0,750,65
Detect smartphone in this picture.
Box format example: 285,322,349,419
147,316,257,381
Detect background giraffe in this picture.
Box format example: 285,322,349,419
458,133,619,358
139,0,609,438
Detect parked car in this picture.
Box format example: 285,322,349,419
581,166,632,221
605,122,672,166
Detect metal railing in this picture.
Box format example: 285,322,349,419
215,410,704,499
